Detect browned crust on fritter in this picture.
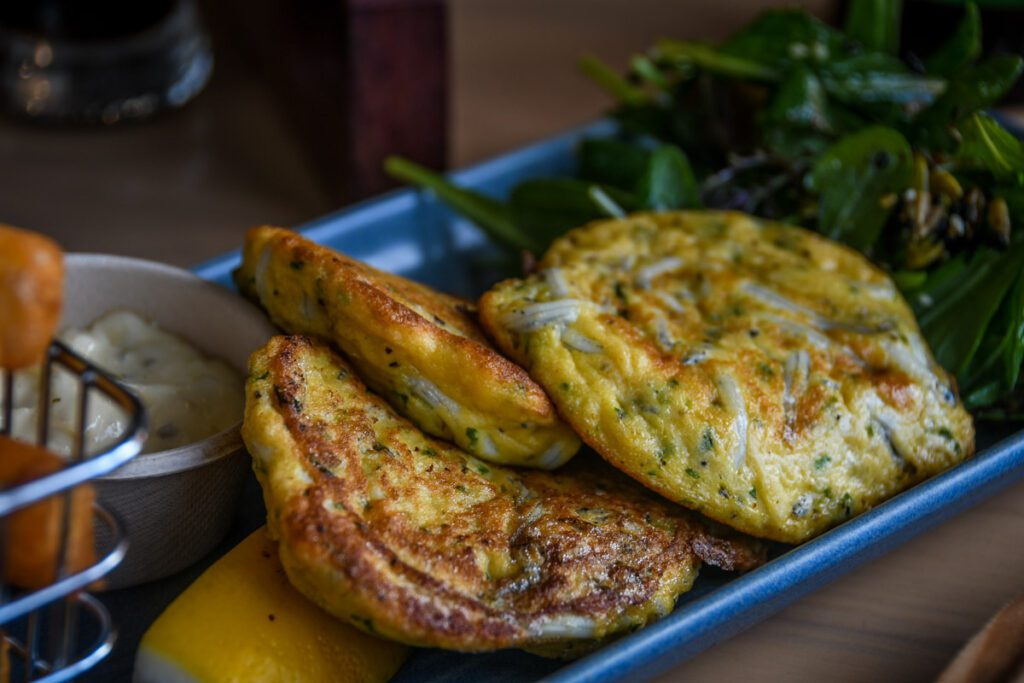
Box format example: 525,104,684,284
266,230,486,341
236,226,557,422
246,336,764,653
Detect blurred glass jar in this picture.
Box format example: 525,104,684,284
0,0,213,125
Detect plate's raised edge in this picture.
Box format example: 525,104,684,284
541,429,1024,683
188,119,617,285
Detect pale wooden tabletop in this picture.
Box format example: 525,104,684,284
2,2,1021,681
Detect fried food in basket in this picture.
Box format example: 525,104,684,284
235,226,580,469
242,336,763,656
0,225,63,370
0,436,96,589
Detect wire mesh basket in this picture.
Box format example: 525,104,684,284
0,339,146,681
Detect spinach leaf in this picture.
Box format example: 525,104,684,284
955,252,1024,408
806,126,913,252
924,2,981,76
578,138,651,190
636,145,701,210
1004,270,1024,390
509,179,636,249
384,157,536,253
956,112,1024,183
959,305,1010,405
844,0,902,55
761,66,861,157
611,104,674,141
819,53,945,107
907,253,968,318
964,382,1007,412
719,9,847,71
946,55,1024,114
764,66,833,134
915,54,1024,148
916,244,1024,377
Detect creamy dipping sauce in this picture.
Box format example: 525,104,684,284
4,310,244,456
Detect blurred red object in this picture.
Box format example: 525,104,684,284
218,0,447,203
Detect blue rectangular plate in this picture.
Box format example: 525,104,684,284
193,121,1024,683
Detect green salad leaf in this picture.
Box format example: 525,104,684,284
384,157,535,253
762,66,838,158
916,244,1024,379
578,138,651,190
819,53,945,108
720,9,847,70
636,145,701,210
843,0,902,55
1003,273,1024,391
957,112,1024,182
806,126,912,252
924,1,981,76
954,260,1024,409
915,54,1024,149
509,179,633,247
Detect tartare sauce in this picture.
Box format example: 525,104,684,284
4,310,243,456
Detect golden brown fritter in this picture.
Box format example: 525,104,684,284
242,336,763,656
235,227,579,468
480,211,975,544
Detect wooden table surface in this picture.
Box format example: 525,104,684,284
2,2,1021,681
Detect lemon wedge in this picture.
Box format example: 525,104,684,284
134,526,408,683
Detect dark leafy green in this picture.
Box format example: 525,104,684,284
806,126,912,251
384,157,535,253
509,179,635,246
636,145,701,210
819,53,945,107
1003,273,1024,390
761,66,836,158
915,244,1024,378
964,267,1024,406
957,112,1024,182
720,9,847,70
843,0,902,55
578,138,651,189
924,2,981,76
915,54,1024,148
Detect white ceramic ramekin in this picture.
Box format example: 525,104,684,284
63,254,274,589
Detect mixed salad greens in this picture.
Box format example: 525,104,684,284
386,0,1024,417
